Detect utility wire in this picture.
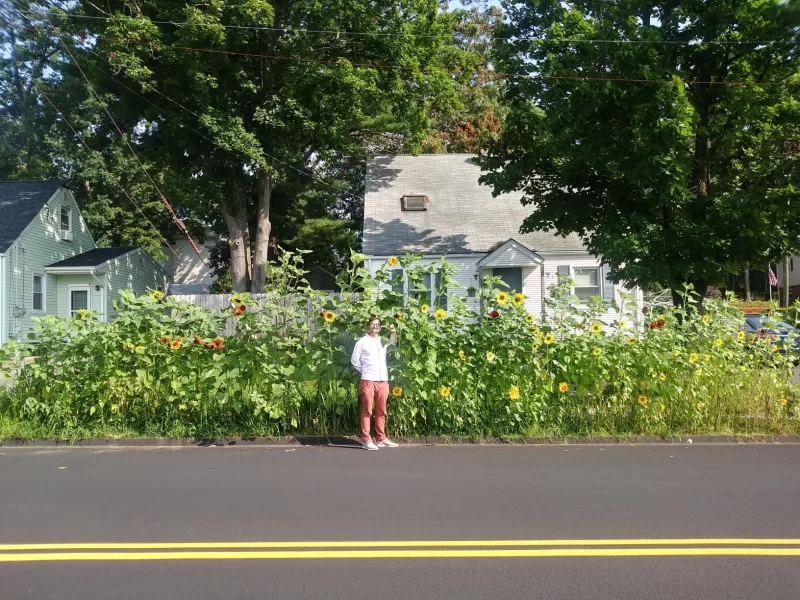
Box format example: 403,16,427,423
17,9,799,46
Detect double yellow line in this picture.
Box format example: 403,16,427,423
1,539,799,562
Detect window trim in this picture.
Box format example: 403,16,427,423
60,205,73,233
572,266,602,300
32,273,45,312
68,284,90,317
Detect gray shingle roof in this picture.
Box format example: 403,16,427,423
363,154,587,255
47,247,138,268
0,181,63,253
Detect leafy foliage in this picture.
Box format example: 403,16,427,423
1,252,797,440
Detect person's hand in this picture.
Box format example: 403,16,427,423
389,324,396,334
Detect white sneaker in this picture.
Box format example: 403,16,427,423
377,439,399,448
362,440,379,451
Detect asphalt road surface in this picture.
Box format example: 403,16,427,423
1,444,799,599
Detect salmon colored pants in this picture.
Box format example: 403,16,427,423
359,380,389,442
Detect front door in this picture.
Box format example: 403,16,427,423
68,285,90,317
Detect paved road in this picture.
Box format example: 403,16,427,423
1,444,799,599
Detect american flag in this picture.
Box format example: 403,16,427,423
769,269,778,287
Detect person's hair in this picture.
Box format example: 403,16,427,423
368,316,381,327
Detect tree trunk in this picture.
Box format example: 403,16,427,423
743,269,751,302
223,170,252,292
250,171,272,293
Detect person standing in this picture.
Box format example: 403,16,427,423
350,316,399,450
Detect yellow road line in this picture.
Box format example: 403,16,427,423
1,548,800,562
1,539,800,551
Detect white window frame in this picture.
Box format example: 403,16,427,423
60,206,72,233
32,273,45,312
68,284,91,317
572,266,602,300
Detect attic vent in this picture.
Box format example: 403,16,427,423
401,195,427,211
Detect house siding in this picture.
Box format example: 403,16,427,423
6,188,95,342
55,275,104,319
369,252,641,326
105,249,170,317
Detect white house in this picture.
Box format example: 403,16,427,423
362,154,641,321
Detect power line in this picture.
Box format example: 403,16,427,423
14,17,800,87
29,75,183,262
17,9,798,46
20,3,211,267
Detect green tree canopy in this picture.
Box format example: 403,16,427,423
481,0,800,304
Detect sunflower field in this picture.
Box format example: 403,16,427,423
1,251,798,441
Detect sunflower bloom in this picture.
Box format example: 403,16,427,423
496,291,509,305
512,293,525,307
169,340,182,351
695,368,703,377
781,398,789,406
688,353,700,364
704,355,711,362
421,303,430,313
175,336,184,344
673,349,682,357
486,351,496,362
435,308,446,321
440,386,451,398
526,314,534,324
193,335,202,346
543,333,555,345
312,418,319,424
387,256,399,267
160,336,170,346
78,309,89,319
458,350,466,361
150,290,163,302
638,395,648,406
531,344,540,353
737,331,746,341
697,402,704,409
627,337,638,345
593,348,601,357
323,311,336,323
702,315,710,324
508,386,520,401
212,337,224,349
392,386,403,398
135,346,144,353
230,295,244,306
715,338,723,348
619,320,626,328
558,382,569,394
233,304,247,317
659,373,667,382
395,313,404,320
591,322,602,334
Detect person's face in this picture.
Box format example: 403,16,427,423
369,319,381,333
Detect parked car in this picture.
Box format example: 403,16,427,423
741,316,800,353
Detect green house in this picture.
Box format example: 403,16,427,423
0,181,170,343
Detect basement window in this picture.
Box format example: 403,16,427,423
401,195,427,211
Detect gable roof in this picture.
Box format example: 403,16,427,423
0,180,63,253
46,247,138,269
477,238,544,268
363,154,587,255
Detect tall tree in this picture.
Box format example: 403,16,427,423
481,0,800,305
59,0,477,292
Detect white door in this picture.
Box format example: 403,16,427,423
68,285,90,317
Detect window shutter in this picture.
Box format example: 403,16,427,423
556,265,570,281
602,265,616,301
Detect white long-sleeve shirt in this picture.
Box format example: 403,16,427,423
351,333,395,381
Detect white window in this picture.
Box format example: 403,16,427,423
61,206,72,233
32,274,44,312
69,286,90,317
573,267,601,300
